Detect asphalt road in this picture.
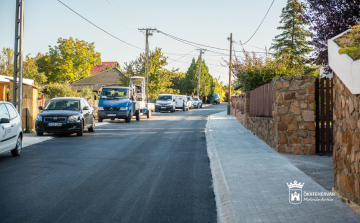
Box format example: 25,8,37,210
0,103,226,223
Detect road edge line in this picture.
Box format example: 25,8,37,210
205,114,238,223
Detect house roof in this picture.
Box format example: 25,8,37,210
90,62,119,75
71,85,104,92
72,67,124,86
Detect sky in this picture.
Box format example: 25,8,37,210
0,0,287,84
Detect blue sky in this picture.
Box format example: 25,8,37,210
0,0,287,83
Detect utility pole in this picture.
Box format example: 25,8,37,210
196,49,205,97
227,33,233,115
138,28,156,118
13,0,24,116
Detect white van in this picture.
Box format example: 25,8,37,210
174,95,189,111
155,94,176,113
0,101,22,156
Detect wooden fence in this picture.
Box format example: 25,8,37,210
315,77,333,154
232,95,246,113
249,82,273,117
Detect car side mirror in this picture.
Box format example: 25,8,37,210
173,99,175,102
83,106,90,110
94,95,97,100
0,118,10,124
38,106,43,110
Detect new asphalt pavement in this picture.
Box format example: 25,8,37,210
0,104,227,223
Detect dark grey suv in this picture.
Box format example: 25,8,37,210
209,93,220,104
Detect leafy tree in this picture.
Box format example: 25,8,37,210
270,0,312,65
121,48,181,99
23,53,47,85
304,0,360,65
228,51,318,92
42,84,78,99
102,65,112,72
0,47,14,76
80,87,94,100
212,77,226,101
37,37,101,83
182,57,213,97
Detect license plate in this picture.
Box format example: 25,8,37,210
48,123,62,127
107,114,116,116
161,107,166,109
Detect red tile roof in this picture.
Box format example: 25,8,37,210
90,62,119,75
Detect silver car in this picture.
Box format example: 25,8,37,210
192,97,203,108
0,101,22,156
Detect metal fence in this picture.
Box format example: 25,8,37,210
249,82,273,117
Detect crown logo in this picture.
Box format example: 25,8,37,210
287,180,304,189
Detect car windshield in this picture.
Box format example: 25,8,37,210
44,100,80,111
193,98,199,101
157,96,172,101
101,88,128,99
187,97,192,100
212,93,219,97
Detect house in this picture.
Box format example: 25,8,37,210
90,62,119,75
71,67,125,94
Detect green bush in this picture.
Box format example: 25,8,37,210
42,84,78,99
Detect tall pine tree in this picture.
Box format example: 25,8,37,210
270,0,312,65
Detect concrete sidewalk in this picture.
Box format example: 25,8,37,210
206,111,360,223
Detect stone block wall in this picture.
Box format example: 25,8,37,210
272,76,316,155
245,117,274,147
332,73,360,208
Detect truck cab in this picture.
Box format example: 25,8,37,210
97,87,134,123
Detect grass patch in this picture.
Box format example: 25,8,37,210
334,23,360,60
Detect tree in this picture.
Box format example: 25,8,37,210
182,57,213,97
228,51,318,92
42,84,78,99
80,87,94,100
212,77,226,101
23,53,47,85
0,47,14,76
304,0,360,65
270,0,312,65
37,37,101,83
121,48,181,99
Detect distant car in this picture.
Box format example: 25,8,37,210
186,96,193,109
0,101,22,156
35,97,96,136
209,93,220,104
155,94,176,112
192,97,203,108
174,95,189,111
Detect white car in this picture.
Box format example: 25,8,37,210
0,101,22,156
186,96,193,109
155,94,176,113
192,97,203,108
174,95,189,111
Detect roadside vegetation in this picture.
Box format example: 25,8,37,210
334,23,360,61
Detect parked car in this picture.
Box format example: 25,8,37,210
174,95,189,111
209,93,221,104
155,94,176,112
0,101,22,156
36,97,95,136
98,87,135,122
186,96,193,109
192,97,203,108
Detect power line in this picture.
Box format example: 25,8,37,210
242,0,275,45
57,0,143,50
167,50,196,64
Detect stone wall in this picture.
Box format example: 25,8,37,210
245,117,274,147
272,76,316,155
232,75,316,155
332,73,360,209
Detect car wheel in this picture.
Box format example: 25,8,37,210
200,104,202,108
11,135,22,156
36,132,43,136
136,110,140,121
98,118,103,122
89,118,95,132
77,121,84,136
111,118,115,121
126,111,132,123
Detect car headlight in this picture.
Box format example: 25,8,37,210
36,115,42,122
98,107,104,110
120,107,127,110
67,115,79,122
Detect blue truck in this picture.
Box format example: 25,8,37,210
97,87,136,123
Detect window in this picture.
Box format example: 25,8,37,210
157,96,173,101
0,104,10,120
45,100,80,111
5,104,18,120
100,88,128,99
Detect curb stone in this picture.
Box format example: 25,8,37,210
206,114,238,223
